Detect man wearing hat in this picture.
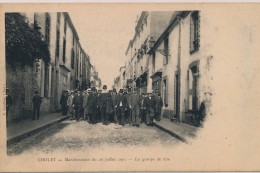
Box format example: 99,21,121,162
115,89,128,126
140,92,146,124
60,90,68,116
67,91,75,120
83,88,91,121
143,92,156,126
107,90,115,123
111,88,118,123
86,87,98,124
195,91,212,127
125,87,132,124
32,91,42,120
96,89,103,123
130,87,141,127
6,88,12,123
73,90,83,122
155,92,163,121
100,85,111,125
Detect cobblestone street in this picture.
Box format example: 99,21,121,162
8,120,180,155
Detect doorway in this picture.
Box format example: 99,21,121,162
175,72,180,121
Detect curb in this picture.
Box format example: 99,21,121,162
153,122,188,143
7,116,69,145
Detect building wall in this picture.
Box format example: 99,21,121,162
145,11,214,123
162,24,179,116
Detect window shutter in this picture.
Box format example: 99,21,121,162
189,69,193,110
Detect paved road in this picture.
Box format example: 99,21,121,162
7,120,180,155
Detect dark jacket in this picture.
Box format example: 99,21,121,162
130,93,141,109
100,92,111,108
73,94,83,109
106,94,114,114
143,96,155,110
86,93,97,114
32,95,42,107
111,94,117,107
155,97,163,111
96,93,103,108
125,93,131,108
60,94,68,106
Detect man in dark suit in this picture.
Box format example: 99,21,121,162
100,85,110,125
107,90,114,123
115,89,128,126
86,87,98,124
83,88,91,121
73,90,83,122
155,92,163,121
96,89,102,123
125,88,132,124
32,91,42,120
60,90,69,116
130,87,141,127
143,92,156,126
111,88,118,123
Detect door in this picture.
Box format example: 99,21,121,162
175,73,180,121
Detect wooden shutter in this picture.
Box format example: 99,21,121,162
188,69,193,110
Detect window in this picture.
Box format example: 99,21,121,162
190,11,200,53
64,19,67,34
71,48,74,69
163,78,168,107
62,74,67,85
163,37,169,65
44,62,49,97
62,38,66,63
45,13,50,47
55,13,60,60
76,58,78,77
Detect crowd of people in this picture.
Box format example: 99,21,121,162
59,85,164,127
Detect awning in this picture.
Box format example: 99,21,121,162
59,64,71,72
140,71,148,80
150,69,162,79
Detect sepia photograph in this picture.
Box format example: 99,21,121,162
0,2,260,172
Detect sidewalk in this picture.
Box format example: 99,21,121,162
153,118,200,143
7,112,69,145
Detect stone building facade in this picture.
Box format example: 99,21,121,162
6,12,93,122
124,11,176,94
117,11,214,124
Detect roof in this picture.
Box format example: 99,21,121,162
63,12,79,41
148,11,190,54
125,40,133,55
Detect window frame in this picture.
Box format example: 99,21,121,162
190,11,200,54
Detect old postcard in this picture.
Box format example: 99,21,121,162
0,2,260,172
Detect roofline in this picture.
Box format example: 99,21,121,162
63,12,79,41
125,40,133,55
148,11,190,54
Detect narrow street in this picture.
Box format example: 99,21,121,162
7,120,180,155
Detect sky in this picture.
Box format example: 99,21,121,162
69,8,140,89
